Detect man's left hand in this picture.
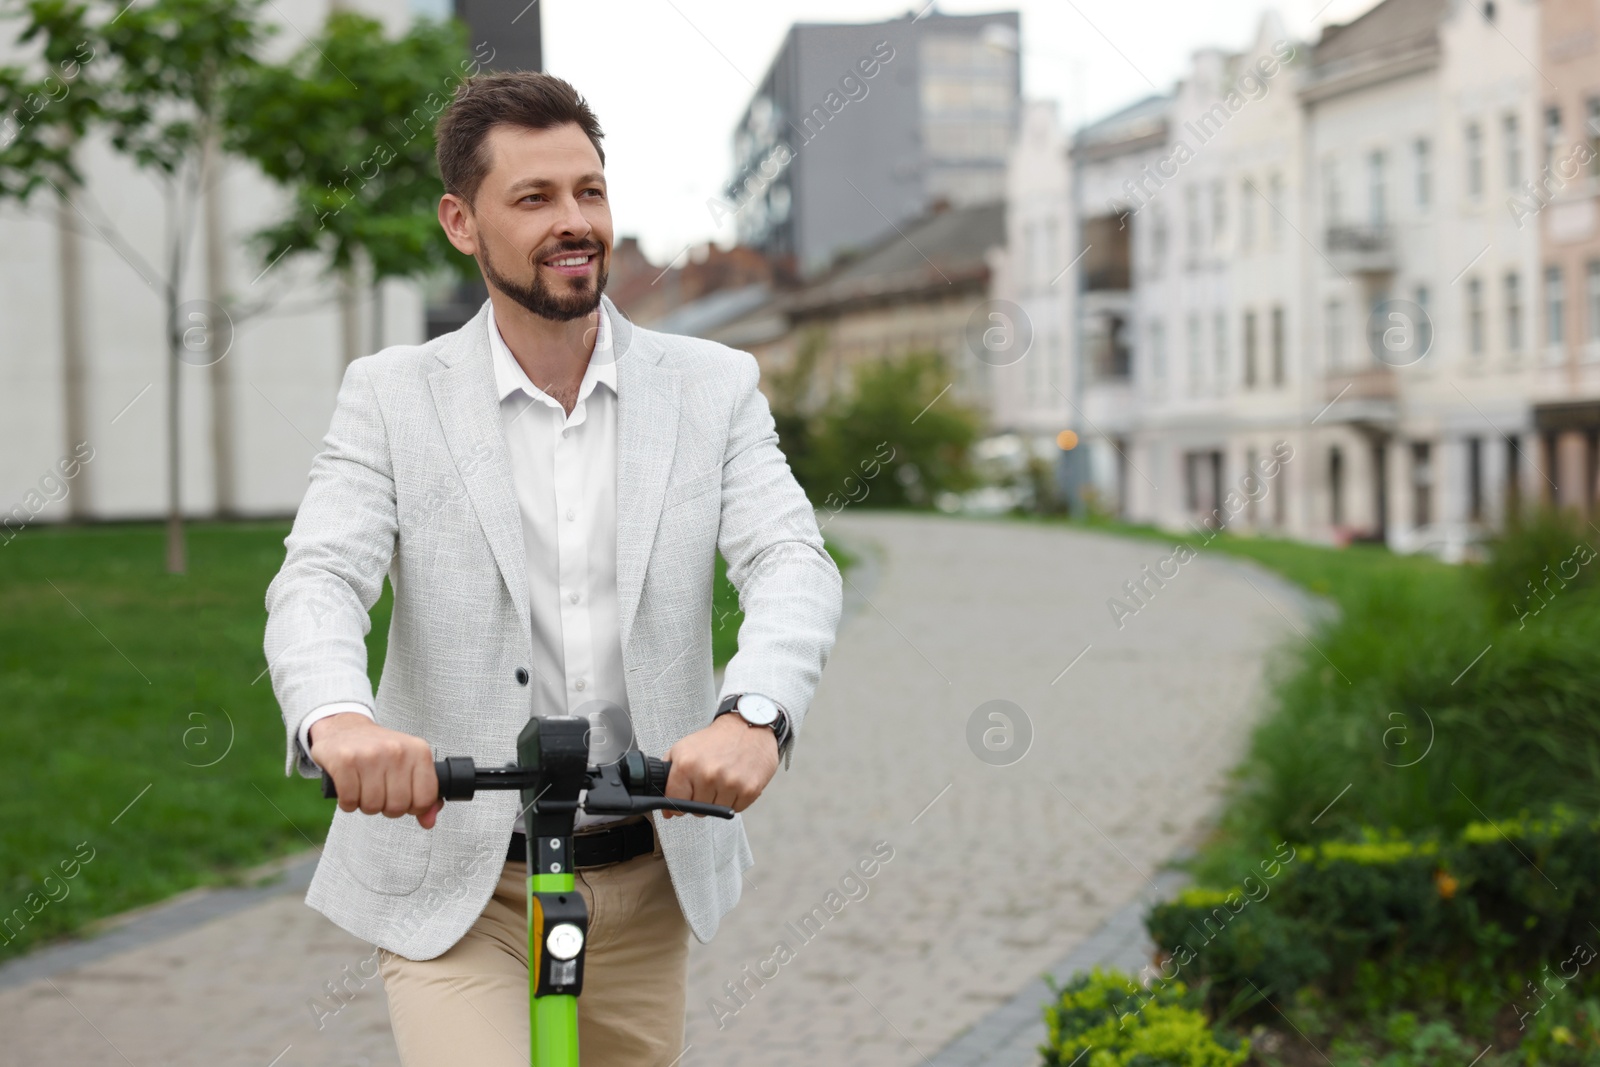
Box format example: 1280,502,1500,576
661,712,779,818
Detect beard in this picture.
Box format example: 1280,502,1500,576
478,237,609,322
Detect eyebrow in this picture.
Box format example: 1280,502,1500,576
506,172,607,196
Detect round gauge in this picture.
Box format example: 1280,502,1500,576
546,923,584,961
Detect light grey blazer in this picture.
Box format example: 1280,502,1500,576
263,295,841,959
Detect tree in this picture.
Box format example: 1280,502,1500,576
1,0,268,573
227,13,480,362
1,0,105,520
795,351,981,509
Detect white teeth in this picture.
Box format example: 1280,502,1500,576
548,255,591,267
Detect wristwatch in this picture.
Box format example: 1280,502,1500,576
715,693,790,749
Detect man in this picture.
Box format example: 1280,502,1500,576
264,71,841,1066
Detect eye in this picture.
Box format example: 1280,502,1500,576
580,187,605,199
520,193,546,204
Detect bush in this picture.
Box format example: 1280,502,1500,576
1041,969,1248,1067
772,349,982,508
1148,813,1600,1023
1195,523,1600,867
1479,507,1598,623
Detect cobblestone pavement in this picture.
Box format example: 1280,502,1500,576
0,514,1310,1067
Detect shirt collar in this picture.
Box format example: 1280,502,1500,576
487,300,618,408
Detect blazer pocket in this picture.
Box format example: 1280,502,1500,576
332,807,435,896
662,467,720,511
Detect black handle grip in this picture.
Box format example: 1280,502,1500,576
321,758,474,801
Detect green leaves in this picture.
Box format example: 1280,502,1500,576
225,12,480,282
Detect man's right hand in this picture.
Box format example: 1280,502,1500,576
309,713,444,829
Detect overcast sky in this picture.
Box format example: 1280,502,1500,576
541,0,1381,264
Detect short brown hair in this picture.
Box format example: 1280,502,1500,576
435,72,606,203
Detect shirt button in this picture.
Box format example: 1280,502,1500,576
575,679,587,691
569,592,580,604
561,428,571,438
566,508,575,522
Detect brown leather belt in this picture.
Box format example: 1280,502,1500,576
507,817,654,869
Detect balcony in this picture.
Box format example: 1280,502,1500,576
1326,225,1397,276
1321,365,1397,429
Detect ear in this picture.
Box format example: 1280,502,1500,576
438,193,479,256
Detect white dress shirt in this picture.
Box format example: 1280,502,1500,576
300,301,628,832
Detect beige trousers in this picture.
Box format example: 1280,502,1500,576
379,826,690,1067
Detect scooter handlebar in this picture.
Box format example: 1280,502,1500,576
318,755,735,819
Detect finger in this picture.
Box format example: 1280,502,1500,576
419,798,444,830
411,755,438,820
359,759,387,816
383,763,412,819
663,752,694,819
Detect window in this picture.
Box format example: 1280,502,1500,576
1213,312,1228,390
1185,184,1202,254
1187,313,1203,395
1239,179,1256,250
1322,156,1341,225
1149,319,1167,390
1547,265,1566,349
1506,435,1522,515
1504,113,1521,188
1544,106,1561,172
1467,436,1484,522
1505,271,1522,353
1468,277,1485,357
1210,179,1226,249
1412,441,1433,528
1243,310,1258,388
1368,150,1387,227
1329,446,1345,527
1466,122,1483,197
1326,299,1345,370
1151,206,1168,273
1588,98,1600,177
1268,172,1285,247
1414,137,1431,208
1271,305,1286,386
1587,260,1600,348
1415,285,1433,356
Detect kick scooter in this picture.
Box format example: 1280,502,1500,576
319,714,734,1067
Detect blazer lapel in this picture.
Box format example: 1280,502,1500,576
612,300,680,652
427,303,532,638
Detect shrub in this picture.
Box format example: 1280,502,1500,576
1041,968,1248,1067
1478,507,1598,623
1149,814,1600,1023
778,350,981,508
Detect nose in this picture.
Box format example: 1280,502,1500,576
552,193,591,242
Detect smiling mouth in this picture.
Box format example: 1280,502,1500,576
542,251,597,274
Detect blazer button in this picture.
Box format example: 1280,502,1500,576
515,668,530,686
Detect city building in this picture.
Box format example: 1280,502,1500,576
723,9,1020,277
1020,0,1570,558
1532,0,1600,519
696,200,1007,415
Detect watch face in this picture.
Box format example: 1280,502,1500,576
737,694,779,726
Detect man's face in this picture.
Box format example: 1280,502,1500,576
440,123,612,321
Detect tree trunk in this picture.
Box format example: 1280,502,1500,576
340,268,362,365
56,191,91,520
371,278,384,353
203,133,236,517
165,186,186,575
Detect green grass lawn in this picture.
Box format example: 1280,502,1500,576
0,521,755,962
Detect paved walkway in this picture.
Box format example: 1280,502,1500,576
0,514,1312,1067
